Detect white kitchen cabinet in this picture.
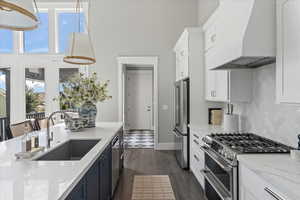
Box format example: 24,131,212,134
174,29,201,81
205,69,228,102
189,130,205,188
276,0,300,103
239,163,282,200
205,68,252,102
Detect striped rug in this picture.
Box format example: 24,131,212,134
132,175,176,200
124,130,154,149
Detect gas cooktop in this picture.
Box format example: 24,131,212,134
202,133,294,165
210,133,293,153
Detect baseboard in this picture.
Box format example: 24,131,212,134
155,143,176,150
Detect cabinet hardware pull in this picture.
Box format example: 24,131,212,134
193,139,199,145
264,188,284,200
211,34,216,42
193,154,200,161
193,134,199,139
200,146,234,171
213,91,216,97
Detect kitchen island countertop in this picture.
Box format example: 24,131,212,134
0,122,123,200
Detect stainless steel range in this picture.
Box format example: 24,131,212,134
200,133,293,200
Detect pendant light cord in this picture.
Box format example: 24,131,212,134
33,0,41,24
70,0,80,57
87,0,96,60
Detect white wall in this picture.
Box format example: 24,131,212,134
197,0,219,25
89,0,198,143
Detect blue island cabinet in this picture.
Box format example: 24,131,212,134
66,145,112,200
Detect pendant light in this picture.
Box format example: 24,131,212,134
0,0,39,31
63,0,96,65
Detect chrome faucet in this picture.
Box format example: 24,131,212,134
46,111,72,148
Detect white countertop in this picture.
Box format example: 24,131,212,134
0,122,123,200
189,124,224,133
238,154,300,200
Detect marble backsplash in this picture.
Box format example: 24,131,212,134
234,64,300,148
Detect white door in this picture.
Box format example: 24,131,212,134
125,69,153,130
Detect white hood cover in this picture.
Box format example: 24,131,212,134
207,0,276,70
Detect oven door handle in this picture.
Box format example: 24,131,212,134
200,146,234,171
201,169,232,200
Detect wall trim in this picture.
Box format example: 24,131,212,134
155,143,176,150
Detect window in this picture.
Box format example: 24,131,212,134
23,13,49,53
58,13,85,53
25,68,45,119
59,68,79,110
0,30,13,53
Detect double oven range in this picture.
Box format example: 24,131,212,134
201,133,293,200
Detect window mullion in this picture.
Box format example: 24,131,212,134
12,31,19,54
48,8,56,54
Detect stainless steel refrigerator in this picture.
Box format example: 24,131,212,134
173,78,189,169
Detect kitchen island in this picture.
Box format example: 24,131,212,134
0,122,123,200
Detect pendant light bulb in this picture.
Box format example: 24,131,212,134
0,0,39,31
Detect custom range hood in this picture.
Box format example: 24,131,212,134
206,0,276,70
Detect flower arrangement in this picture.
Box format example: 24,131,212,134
59,72,112,108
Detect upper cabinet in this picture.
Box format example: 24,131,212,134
276,0,300,103
205,68,252,102
174,28,201,81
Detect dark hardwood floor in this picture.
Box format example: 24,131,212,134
113,149,206,200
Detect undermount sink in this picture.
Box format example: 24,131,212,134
35,139,101,161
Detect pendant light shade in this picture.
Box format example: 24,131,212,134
63,0,96,65
0,0,39,31
63,32,96,65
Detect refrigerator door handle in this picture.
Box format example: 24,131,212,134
173,128,181,137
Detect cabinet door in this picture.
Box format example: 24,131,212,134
205,51,216,100
175,53,181,81
180,49,189,79
66,179,86,200
277,0,300,103
99,146,112,200
204,25,217,52
205,68,215,100
86,161,100,200
214,71,228,101
176,49,188,80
